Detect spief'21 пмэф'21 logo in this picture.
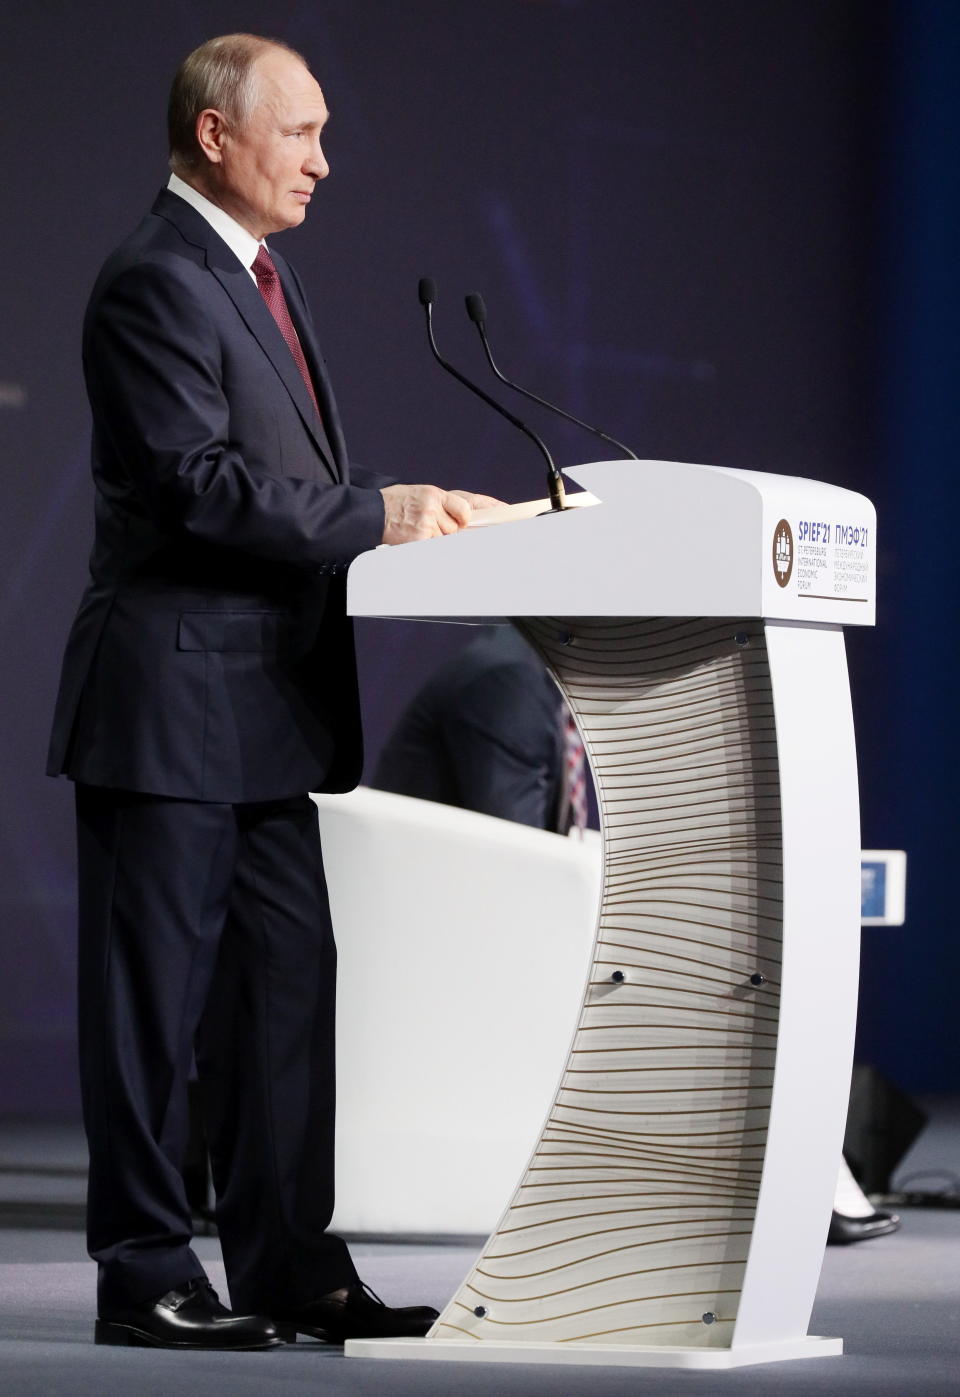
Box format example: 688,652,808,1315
772,519,794,588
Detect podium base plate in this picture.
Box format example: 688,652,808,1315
344,1335,843,1370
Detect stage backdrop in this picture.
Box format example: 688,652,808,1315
0,0,955,1116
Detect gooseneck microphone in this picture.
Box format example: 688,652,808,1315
418,278,566,512
464,293,639,460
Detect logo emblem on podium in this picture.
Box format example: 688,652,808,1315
772,519,794,588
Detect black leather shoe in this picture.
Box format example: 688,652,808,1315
827,1209,901,1245
95,1278,284,1349
272,1282,439,1344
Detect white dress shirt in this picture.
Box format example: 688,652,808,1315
167,171,263,282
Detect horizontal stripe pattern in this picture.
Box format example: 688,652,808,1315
432,618,781,1349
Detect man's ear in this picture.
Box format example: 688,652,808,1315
196,109,228,165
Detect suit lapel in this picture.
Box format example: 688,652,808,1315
275,261,351,483
152,189,340,482
208,256,341,482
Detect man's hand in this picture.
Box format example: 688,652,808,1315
447,490,505,512
380,485,484,545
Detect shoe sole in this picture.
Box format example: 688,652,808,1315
95,1319,285,1349
274,1321,434,1344
827,1225,901,1245
274,1323,335,1344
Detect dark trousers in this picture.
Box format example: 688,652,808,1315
75,785,357,1315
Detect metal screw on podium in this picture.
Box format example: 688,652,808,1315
734,631,750,648
750,972,766,987
611,969,627,984
702,1312,717,1325
558,630,573,646
473,1305,488,1318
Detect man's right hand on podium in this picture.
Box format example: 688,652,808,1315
380,484,485,544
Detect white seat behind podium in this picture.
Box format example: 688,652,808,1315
311,786,601,1236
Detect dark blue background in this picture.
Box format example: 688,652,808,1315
0,0,956,1114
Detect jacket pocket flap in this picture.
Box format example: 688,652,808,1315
177,611,287,653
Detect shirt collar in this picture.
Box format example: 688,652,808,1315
167,172,264,280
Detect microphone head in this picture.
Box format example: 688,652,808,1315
418,277,437,307
465,292,487,325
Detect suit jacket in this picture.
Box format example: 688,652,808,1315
373,627,569,832
48,188,393,802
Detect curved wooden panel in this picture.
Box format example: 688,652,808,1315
431,617,782,1350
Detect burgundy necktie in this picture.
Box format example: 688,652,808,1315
251,246,321,417
562,710,588,836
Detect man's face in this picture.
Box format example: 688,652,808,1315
211,49,330,240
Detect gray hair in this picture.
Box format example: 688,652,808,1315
167,33,308,172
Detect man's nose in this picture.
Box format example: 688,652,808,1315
304,138,329,180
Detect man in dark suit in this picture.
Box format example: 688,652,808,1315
48,33,495,1351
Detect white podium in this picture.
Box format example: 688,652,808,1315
344,460,876,1370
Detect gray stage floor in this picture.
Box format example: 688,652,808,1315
1,1102,958,1396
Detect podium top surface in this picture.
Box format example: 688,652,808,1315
347,460,876,625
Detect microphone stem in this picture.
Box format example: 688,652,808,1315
475,325,638,461
424,308,566,511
